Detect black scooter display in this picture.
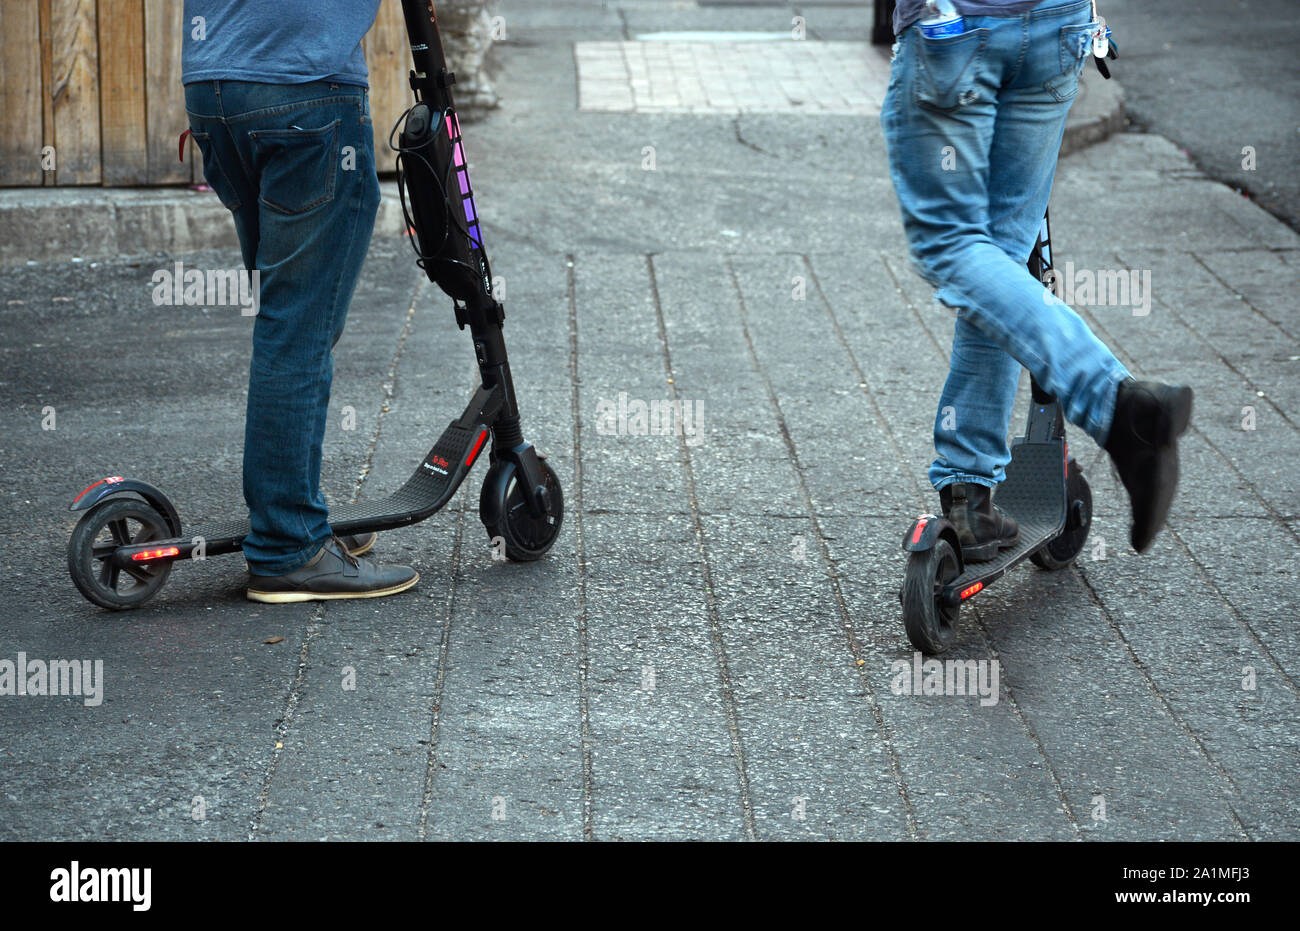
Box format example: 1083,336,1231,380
899,209,1095,654
67,0,562,610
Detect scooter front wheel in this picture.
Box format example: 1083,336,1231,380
480,458,564,561
68,497,173,610
1031,461,1092,571
901,538,961,655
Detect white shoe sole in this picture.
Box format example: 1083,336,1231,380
345,535,376,557
246,572,419,604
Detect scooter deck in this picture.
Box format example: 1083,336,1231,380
128,419,489,560
949,439,1068,590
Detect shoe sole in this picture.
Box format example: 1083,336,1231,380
345,536,376,557
961,531,1020,564
1131,386,1194,553
246,571,419,604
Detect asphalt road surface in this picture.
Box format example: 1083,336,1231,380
1105,0,1300,229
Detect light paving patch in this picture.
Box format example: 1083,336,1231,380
575,39,890,115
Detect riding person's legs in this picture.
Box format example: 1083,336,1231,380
883,0,1189,553
887,0,1126,455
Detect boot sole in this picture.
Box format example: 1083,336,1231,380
246,572,419,604
961,531,1020,564
1131,386,1194,553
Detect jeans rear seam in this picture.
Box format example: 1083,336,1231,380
1008,17,1030,85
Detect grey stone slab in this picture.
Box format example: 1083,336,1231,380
582,514,750,839
1072,533,1300,840
820,518,1081,840
1053,135,1300,254
419,527,587,841
976,569,1249,841
701,514,915,839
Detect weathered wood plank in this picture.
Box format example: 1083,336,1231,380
49,0,101,184
97,0,147,185
0,0,45,185
365,0,408,175
143,0,189,183
39,0,57,185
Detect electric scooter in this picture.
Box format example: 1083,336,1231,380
899,33,1119,654
66,0,562,610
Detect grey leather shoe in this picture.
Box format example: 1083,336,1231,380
246,537,418,604
338,532,377,557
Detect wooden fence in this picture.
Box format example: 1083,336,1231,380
0,0,413,187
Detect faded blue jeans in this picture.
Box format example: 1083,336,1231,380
881,0,1130,491
185,81,381,574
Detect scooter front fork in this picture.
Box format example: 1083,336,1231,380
459,293,552,519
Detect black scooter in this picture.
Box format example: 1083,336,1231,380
899,209,1094,654
67,0,562,610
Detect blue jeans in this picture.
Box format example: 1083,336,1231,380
881,0,1131,491
184,81,382,574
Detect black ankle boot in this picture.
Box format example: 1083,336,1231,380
1103,377,1194,553
939,482,1020,563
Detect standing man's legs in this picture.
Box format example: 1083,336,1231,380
931,0,1127,491
187,80,415,596
237,82,381,576
886,1,1125,453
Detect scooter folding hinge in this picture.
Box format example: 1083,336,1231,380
453,302,468,329
454,383,505,430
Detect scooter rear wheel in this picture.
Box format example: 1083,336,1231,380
902,537,961,655
1030,461,1092,571
68,497,173,610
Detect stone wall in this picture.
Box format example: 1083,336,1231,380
439,1,501,110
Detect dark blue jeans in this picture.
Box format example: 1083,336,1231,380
185,81,382,574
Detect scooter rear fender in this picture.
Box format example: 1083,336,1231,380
69,477,183,538
902,514,964,572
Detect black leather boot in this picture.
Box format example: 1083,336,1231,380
939,482,1020,562
1103,377,1194,553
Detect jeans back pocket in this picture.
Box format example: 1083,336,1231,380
912,27,990,111
1044,21,1097,102
249,119,342,216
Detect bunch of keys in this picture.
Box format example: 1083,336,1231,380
1089,3,1118,79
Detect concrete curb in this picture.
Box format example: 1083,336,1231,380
1060,67,1127,158
0,72,1126,267
0,183,411,267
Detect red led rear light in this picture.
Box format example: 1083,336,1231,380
960,581,983,600
910,518,927,545
131,546,179,562
73,475,124,504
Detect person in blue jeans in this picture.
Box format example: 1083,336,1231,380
882,0,1193,558
182,0,417,602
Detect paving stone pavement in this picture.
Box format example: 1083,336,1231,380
0,1,1296,841
576,39,891,114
